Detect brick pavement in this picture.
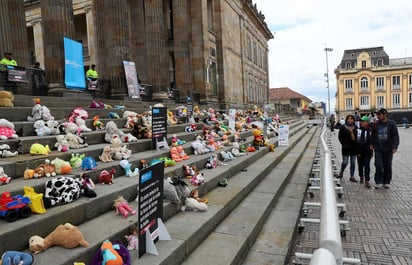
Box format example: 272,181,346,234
288,127,412,265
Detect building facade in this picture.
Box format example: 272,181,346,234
1,0,273,107
269,87,312,114
335,46,412,118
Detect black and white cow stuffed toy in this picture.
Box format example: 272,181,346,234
43,176,84,209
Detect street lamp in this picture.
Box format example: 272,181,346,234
324,47,333,116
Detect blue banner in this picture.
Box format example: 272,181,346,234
64,37,85,90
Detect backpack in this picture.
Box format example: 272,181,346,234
90,240,131,265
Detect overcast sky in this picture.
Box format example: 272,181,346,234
254,0,411,113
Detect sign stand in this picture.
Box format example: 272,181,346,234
144,218,171,256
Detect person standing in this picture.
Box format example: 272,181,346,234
356,116,373,188
370,108,400,189
338,114,358,182
31,62,48,96
0,52,17,70
86,64,99,81
0,52,18,93
329,114,336,132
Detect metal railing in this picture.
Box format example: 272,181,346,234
294,120,360,265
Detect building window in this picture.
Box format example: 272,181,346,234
359,95,369,110
345,98,353,110
409,75,412,89
392,75,401,90
376,76,385,90
392,93,400,108
360,77,368,92
247,36,252,61
207,0,214,31
344,79,353,93
377,59,383,66
346,62,351,69
253,42,257,64
409,93,412,107
209,61,218,96
361,60,366,68
376,96,385,109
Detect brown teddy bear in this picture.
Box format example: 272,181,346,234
0,90,14,107
29,223,89,254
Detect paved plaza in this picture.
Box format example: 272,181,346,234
289,126,412,265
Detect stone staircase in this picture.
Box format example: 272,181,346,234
0,95,318,265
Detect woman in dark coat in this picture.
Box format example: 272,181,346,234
338,114,358,182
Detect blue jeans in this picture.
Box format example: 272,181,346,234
340,155,356,177
374,150,393,185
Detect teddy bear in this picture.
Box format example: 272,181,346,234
190,172,205,186
64,122,79,135
105,121,137,143
0,166,11,185
231,141,246,157
99,145,113,162
33,120,51,136
0,251,34,265
40,105,54,121
191,136,211,155
27,99,42,122
181,197,208,212
55,135,70,152
0,119,18,140
29,223,89,254
113,196,137,218
123,110,139,128
0,143,18,157
110,138,131,160
0,90,14,107
45,120,60,135
65,132,88,149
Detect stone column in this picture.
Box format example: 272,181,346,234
172,0,193,98
129,1,147,83
40,0,75,87
93,0,130,98
0,0,30,66
144,0,169,94
32,19,45,68
84,5,95,64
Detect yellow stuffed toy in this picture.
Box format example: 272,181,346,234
0,90,14,107
29,223,89,254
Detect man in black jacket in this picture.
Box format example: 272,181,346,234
370,108,400,189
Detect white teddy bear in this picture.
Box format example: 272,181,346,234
45,120,60,135
65,133,88,149
40,105,54,121
33,120,51,136
54,135,70,152
75,116,92,133
105,121,137,143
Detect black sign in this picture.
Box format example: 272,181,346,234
151,107,168,150
138,161,164,257
7,66,28,83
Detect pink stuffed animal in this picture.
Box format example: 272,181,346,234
113,196,136,218
0,119,18,140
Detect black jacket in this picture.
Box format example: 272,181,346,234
338,124,357,156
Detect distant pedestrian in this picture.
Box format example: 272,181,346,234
356,116,373,188
401,117,409,129
370,108,400,189
329,114,336,132
31,62,48,96
354,111,360,128
338,114,358,182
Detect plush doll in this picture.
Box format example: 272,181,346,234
33,120,51,136
167,111,178,125
27,98,42,122
181,197,208,212
110,138,131,160
191,137,210,155
0,144,18,157
55,135,70,152
23,169,35,180
105,121,137,143
205,154,219,169
185,123,197,132
40,105,54,121
0,119,18,140
253,128,264,146
99,145,113,162
0,90,14,107
93,115,104,130
190,172,205,186
29,223,89,254
125,224,138,250
98,168,116,184
183,164,197,179
231,142,245,157
70,153,85,168
75,116,92,133
133,123,149,139
0,166,11,185
43,177,82,208
81,156,97,171
64,122,79,135
120,160,139,177
32,159,56,178
108,112,120,119
123,111,138,129
141,111,152,131
169,147,182,162
29,143,51,155
190,189,208,204
113,196,137,218
80,173,96,198
0,251,34,265
51,157,72,174
163,177,181,203
220,150,235,162
177,145,190,160
100,240,123,265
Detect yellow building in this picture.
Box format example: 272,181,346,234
335,46,412,118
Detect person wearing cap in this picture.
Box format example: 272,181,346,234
338,114,358,182
0,52,17,71
370,108,399,189
356,115,373,188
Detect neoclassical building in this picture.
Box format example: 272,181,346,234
0,0,273,107
335,46,412,117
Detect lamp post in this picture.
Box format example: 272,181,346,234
324,47,333,116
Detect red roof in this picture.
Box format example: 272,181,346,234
269,87,312,102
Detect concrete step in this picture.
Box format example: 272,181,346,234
23,120,308,265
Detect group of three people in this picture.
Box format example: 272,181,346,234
338,108,400,189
